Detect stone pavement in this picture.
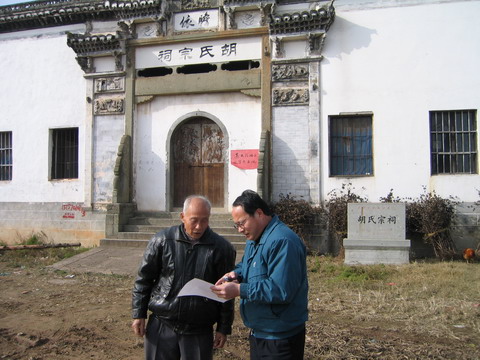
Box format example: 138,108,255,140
50,246,244,277
49,247,145,276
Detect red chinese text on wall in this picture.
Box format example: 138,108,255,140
62,204,86,219
231,149,259,169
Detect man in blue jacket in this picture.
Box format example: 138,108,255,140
212,190,308,359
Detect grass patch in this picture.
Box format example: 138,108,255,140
0,246,89,269
18,231,48,245
308,256,480,340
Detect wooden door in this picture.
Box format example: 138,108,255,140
172,118,225,208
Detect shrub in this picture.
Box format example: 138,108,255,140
405,189,458,259
324,183,367,252
272,193,321,249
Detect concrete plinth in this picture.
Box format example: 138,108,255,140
344,239,411,265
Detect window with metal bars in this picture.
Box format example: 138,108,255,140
51,128,78,180
329,114,373,176
0,131,12,181
430,110,477,175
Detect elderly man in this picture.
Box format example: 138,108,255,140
212,190,308,360
132,195,236,360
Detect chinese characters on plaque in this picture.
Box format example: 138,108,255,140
157,42,238,64
174,10,219,32
231,149,259,169
136,37,261,68
347,203,406,241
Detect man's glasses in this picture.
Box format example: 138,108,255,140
233,217,249,230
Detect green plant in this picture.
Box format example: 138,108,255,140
19,231,48,246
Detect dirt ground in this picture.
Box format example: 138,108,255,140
0,250,479,360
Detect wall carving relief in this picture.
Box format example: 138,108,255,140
272,88,309,106
95,77,125,93
181,0,211,10
94,97,125,115
272,64,309,82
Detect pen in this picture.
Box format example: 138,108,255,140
222,276,234,282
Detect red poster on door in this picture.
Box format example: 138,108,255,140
231,149,259,169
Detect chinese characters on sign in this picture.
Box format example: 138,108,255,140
174,10,219,32
156,43,238,64
357,215,397,225
347,203,406,241
231,149,259,169
137,37,261,68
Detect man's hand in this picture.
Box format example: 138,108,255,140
211,282,240,300
132,318,146,337
213,332,227,349
215,271,237,286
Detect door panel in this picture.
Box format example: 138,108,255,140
173,118,225,208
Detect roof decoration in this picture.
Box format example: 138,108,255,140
67,32,121,56
0,0,335,36
0,0,163,33
269,0,335,35
223,0,273,5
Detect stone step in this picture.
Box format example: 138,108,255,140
100,237,246,252
131,212,233,220
127,216,233,227
102,212,245,253
126,219,235,227
111,231,245,243
123,224,239,235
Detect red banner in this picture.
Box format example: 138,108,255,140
231,149,259,169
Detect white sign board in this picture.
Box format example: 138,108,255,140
136,37,262,68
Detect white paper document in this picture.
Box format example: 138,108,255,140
177,278,227,303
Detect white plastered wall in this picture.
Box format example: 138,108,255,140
134,92,262,211
0,29,87,202
321,1,480,203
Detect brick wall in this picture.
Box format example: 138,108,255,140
272,106,311,201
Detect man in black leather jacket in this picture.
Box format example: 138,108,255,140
131,195,236,360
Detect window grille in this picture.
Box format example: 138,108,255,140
329,114,373,176
0,131,12,181
51,128,78,179
430,110,477,175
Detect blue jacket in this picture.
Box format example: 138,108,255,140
234,215,308,339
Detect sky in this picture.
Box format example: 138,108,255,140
0,0,30,5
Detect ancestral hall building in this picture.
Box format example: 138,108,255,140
0,0,479,249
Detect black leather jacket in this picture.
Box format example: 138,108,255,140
132,225,236,335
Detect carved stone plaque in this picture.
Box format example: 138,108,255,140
272,64,309,82
94,97,125,115
272,88,309,106
94,77,124,93
181,0,211,10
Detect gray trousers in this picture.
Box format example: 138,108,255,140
145,315,214,360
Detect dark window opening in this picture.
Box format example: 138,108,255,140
137,67,173,77
0,131,12,181
430,110,477,175
51,128,78,180
329,114,373,176
176,63,217,74
221,60,260,71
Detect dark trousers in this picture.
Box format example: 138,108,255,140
249,327,306,360
145,315,213,360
